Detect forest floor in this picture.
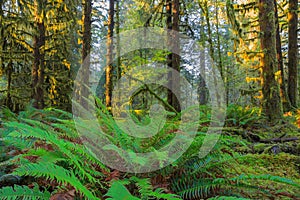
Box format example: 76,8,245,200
0,109,300,199
221,123,300,199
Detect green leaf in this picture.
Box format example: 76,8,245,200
105,181,140,200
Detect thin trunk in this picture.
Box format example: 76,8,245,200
274,0,291,111
287,0,298,108
81,0,92,109
171,0,180,112
215,0,223,79
199,49,207,105
166,0,173,111
259,0,283,122
198,14,208,105
105,0,115,109
6,59,12,109
116,0,121,104
32,0,45,109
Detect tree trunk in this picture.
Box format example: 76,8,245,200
200,0,221,107
81,0,92,110
171,0,180,112
287,0,298,108
166,0,173,112
6,60,12,109
116,0,121,105
105,0,115,109
274,0,291,111
215,0,223,79
198,51,207,105
32,0,45,109
258,0,283,122
198,14,208,105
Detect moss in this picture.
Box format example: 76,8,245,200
253,143,270,153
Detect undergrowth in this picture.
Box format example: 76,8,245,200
0,101,299,199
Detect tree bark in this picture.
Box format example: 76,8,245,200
81,0,92,110
258,0,283,122
105,0,115,109
287,0,298,108
198,14,208,105
274,0,291,111
166,0,174,112
215,0,223,79
6,60,12,109
32,0,45,109
171,0,180,112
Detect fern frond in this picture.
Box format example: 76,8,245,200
12,162,97,199
0,184,50,200
208,196,251,200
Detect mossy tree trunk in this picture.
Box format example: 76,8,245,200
32,0,45,109
287,0,298,108
81,0,92,110
171,0,180,112
258,0,283,122
274,0,291,111
105,0,114,109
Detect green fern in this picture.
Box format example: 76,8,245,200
2,108,109,199
0,184,50,200
12,162,97,199
106,177,181,200
105,181,140,200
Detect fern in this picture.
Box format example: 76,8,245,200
12,162,97,199
0,184,50,200
106,177,181,200
2,108,109,199
105,181,140,200
172,173,300,199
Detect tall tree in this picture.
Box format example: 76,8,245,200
80,0,92,109
105,0,115,109
32,0,46,109
258,0,283,122
287,0,298,108
274,0,291,111
198,14,207,105
171,0,180,112
167,0,181,113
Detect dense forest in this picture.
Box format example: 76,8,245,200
0,0,300,199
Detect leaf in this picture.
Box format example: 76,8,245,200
105,181,140,200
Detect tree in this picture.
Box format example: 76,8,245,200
80,0,92,109
274,0,291,111
32,0,46,109
105,0,115,109
167,0,181,113
258,0,283,122
287,0,298,108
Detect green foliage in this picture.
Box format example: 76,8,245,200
106,177,181,200
105,181,140,200
1,108,105,199
168,133,300,199
0,184,50,200
225,104,261,127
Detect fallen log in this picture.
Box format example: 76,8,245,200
260,137,299,143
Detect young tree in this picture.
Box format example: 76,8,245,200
287,0,298,108
258,0,283,122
